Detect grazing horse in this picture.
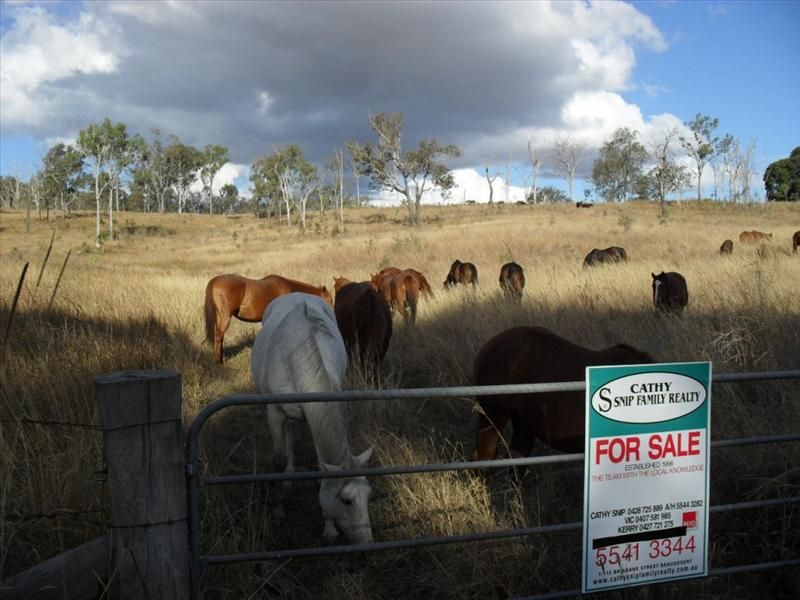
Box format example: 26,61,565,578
793,231,799,254
720,239,733,254
471,326,654,461
583,246,627,267
499,262,525,301
739,230,773,243
652,271,688,314
370,268,433,324
250,293,373,544
444,259,479,288
205,273,332,363
333,277,392,366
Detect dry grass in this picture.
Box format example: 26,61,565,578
1,201,799,598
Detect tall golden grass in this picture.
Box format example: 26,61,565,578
1,202,798,598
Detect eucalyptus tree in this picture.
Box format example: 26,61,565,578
591,128,649,202
551,134,589,203
199,144,229,214
166,138,203,214
645,128,691,216
679,113,719,201
77,118,126,247
250,145,317,230
43,143,83,216
348,112,461,226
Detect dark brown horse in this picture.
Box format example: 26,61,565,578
499,262,525,301
652,271,688,314
333,277,392,366
471,326,654,461
793,231,799,254
205,274,332,363
720,239,733,254
583,246,627,267
370,267,433,324
739,230,773,243
444,259,479,288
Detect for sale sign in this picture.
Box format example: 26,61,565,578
582,362,711,593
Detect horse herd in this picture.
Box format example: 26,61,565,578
202,239,738,543
719,229,800,255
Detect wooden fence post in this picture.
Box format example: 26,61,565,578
95,369,190,598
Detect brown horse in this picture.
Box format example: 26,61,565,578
444,259,479,288
471,326,654,461
333,277,392,366
652,271,688,314
205,274,332,363
720,239,733,254
499,262,525,301
739,230,773,243
793,231,799,254
583,246,627,267
370,267,433,324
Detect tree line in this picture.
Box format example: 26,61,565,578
1,112,796,242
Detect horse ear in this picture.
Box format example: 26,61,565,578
353,447,373,467
651,272,657,279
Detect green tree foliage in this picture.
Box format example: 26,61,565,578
77,118,128,247
680,113,719,201
199,144,230,214
165,138,203,214
763,147,800,202
218,183,240,214
42,143,84,216
348,112,461,226
591,128,649,202
527,185,569,203
250,145,317,229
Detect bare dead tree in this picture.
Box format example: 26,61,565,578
527,138,542,204
485,167,499,204
551,134,589,203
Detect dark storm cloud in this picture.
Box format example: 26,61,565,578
2,1,665,168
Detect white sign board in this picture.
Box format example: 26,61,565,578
582,362,711,593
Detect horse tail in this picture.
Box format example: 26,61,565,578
418,274,434,298
204,279,216,344
406,278,419,324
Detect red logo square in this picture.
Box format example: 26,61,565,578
682,511,697,529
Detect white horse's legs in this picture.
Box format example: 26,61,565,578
267,406,289,521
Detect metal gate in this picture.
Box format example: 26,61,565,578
186,370,800,599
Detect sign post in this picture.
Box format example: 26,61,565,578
582,362,711,593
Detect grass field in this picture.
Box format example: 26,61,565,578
1,201,799,598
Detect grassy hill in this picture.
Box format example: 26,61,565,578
1,201,798,598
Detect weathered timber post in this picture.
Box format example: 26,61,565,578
95,369,190,598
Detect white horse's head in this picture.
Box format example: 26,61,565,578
319,447,373,544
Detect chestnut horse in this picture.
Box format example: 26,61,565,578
471,326,654,461
793,231,799,254
333,277,392,366
444,260,479,288
583,246,627,267
739,230,773,243
652,271,688,314
720,239,733,254
499,262,525,301
370,267,433,324
205,273,332,363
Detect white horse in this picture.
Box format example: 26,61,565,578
251,292,373,544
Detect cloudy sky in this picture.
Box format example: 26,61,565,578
1,0,798,203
